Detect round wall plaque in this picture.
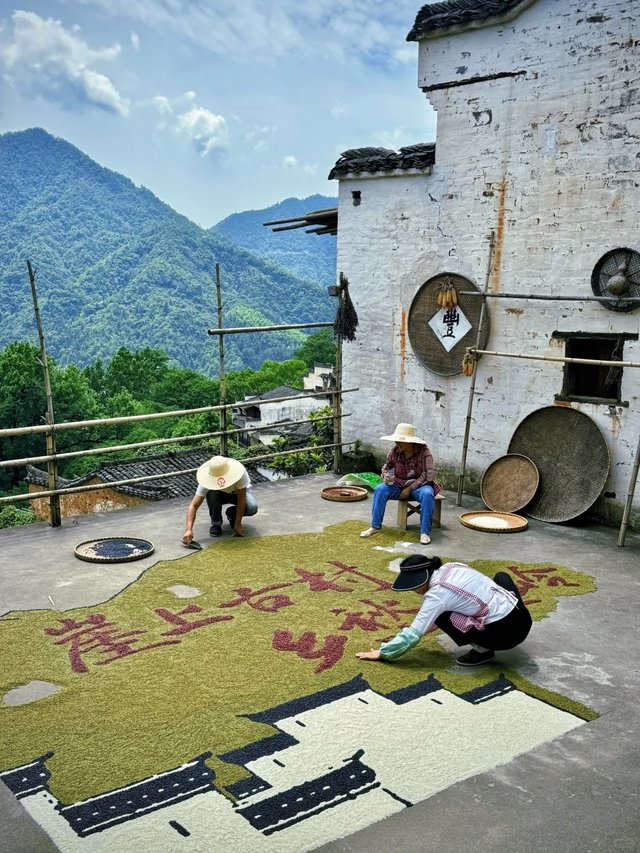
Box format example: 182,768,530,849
407,273,490,376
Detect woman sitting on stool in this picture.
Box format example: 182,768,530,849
360,422,440,545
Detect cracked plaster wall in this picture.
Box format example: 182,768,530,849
337,0,639,525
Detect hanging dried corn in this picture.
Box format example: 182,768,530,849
461,349,476,377
436,275,458,309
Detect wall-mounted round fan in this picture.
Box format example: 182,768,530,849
591,247,640,312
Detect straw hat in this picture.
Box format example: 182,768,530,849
197,456,245,491
380,423,426,444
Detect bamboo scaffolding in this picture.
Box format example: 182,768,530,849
617,433,640,547
215,263,228,457
0,389,354,439
27,260,61,526
457,231,495,506
459,291,639,303
466,348,640,369
1,442,344,505
3,258,345,528
207,321,332,336
0,412,348,469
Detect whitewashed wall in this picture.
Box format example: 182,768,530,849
337,0,639,522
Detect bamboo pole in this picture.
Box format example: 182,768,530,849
0,389,354,439
0,413,346,468
215,263,228,457
1,442,344,505
617,433,640,547
207,322,332,336
333,296,343,475
27,260,61,527
457,231,495,506
459,291,639,304
467,348,640,369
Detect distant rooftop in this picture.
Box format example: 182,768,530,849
26,448,266,501
407,0,534,40
263,207,337,237
328,145,436,180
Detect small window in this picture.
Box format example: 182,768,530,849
553,332,636,406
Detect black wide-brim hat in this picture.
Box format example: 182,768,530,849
391,554,442,591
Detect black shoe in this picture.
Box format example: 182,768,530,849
456,649,495,666
225,507,236,528
209,523,222,537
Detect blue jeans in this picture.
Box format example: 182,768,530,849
205,490,258,524
370,483,435,535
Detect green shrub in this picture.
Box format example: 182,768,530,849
0,505,36,528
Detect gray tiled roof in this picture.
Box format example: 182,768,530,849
25,448,266,501
407,0,533,41
245,385,303,402
328,144,436,180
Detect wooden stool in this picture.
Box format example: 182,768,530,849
397,494,443,530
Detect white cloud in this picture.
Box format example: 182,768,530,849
60,0,421,65
376,127,413,149
244,124,277,152
130,31,140,50
176,106,227,155
283,154,318,175
151,92,228,155
0,11,129,115
330,101,348,119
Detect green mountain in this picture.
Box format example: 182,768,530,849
213,194,337,284
0,128,335,374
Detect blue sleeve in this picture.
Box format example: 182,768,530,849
379,626,422,660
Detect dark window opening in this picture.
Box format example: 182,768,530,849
553,332,636,406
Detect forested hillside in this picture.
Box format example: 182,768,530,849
0,129,335,375
213,194,337,284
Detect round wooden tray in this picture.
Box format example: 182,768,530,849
480,453,539,512
459,511,528,533
321,486,368,502
74,537,155,563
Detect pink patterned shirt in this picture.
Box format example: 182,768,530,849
410,562,517,636
381,445,441,495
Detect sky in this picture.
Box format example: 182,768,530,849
0,1,437,228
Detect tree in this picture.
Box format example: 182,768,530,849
294,329,336,368
104,347,170,400
0,342,48,488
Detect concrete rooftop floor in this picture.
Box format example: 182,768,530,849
1,472,639,852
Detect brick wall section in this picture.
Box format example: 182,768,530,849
337,0,639,525
28,481,147,522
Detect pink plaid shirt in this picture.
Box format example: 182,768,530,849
381,445,441,495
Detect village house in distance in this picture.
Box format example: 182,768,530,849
327,0,639,530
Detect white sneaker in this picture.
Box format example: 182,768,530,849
360,527,381,538
420,533,431,545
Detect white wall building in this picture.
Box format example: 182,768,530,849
331,0,639,527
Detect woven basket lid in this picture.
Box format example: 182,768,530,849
407,273,490,376
481,454,539,513
459,511,528,533
508,406,610,523
321,486,368,502
74,537,154,563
